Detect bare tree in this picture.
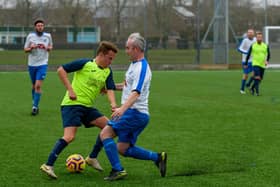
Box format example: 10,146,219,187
101,0,128,42
15,0,33,26
149,0,176,48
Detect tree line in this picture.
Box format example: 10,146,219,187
0,0,279,47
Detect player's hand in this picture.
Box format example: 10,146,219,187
111,107,124,120
243,65,248,69
265,61,269,66
68,90,77,100
30,43,37,50
100,87,107,95
111,105,118,112
46,46,52,51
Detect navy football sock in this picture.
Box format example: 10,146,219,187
46,138,68,166
89,134,103,158
254,79,260,94
241,79,246,91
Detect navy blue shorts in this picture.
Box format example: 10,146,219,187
28,65,48,84
61,105,103,128
108,108,149,145
242,62,253,74
253,66,265,79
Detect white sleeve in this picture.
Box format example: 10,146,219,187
238,39,248,54
24,34,31,49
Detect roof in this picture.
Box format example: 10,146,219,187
173,6,195,19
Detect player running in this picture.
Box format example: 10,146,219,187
24,18,53,115
40,41,118,179
237,29,256,94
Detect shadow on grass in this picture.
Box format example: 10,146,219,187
171,162,248,177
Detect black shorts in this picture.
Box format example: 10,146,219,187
253,66,265,79
61,105,103,128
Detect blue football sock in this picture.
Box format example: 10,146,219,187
46,138,68,166
124,146,158,162
33,92,41,108
241,79,246,91
89,134,103,158
103,138,123,171
32,89,35,104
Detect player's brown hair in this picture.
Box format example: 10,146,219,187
96,41,118,55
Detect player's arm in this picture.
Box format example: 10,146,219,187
115,82,125,91
24,44,37,53
105,69,118,111
24,35,37,53
111,91,139,118
57,66,77,100
245,46,252,66
266,45,271,66
46,34,53,52
237,39,248,54
46,45,53,52
112,68,144,117
57,58,90,100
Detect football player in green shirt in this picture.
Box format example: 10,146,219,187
40,41,118,179
245,32,270,96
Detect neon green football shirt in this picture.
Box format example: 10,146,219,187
61,58,114,107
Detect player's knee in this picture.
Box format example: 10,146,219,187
100,126,113,140
34,84,42,92
118,147,127,156
117,144,129,156
63,135,75,143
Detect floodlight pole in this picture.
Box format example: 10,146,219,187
202,0,230,64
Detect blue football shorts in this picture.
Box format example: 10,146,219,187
61,105,103,128
108,108,150,145
28,65,48,84
242,62,252,74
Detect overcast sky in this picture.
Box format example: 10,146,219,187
0,0,280,8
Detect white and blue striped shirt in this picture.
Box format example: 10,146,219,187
121,58,151,115
238,37,256,62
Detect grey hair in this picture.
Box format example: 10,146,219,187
128,32,146,52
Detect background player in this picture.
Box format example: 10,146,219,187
237,29,256,94
245,32,270,96
24,18,53,115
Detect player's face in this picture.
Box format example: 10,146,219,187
125,39,137,61
101,50,116,68
247,30,254,39
256,34,263,43
35,23,44,33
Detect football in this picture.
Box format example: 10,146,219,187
66,154,86,173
